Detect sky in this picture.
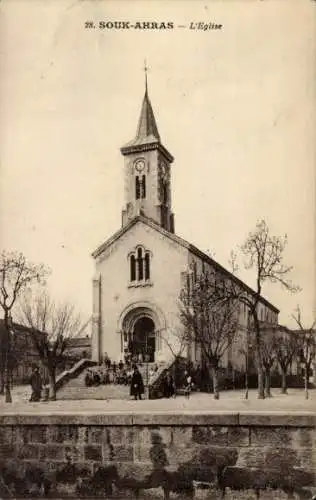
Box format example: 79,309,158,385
0,0,315,328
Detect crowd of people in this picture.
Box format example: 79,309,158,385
28,354,199,403
84,364,132,387
84,353,198,401
84,354,160,388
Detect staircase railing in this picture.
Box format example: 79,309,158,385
51,358,97,392
148,356,188,399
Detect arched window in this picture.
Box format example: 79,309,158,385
141,175,146,199
130,255,136,281
135,176,146,200
135,176,141,200
129,247,151,283
145,252,150,280
137,247,144,280
163,181,168,205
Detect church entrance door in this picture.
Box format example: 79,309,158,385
132,317,155,362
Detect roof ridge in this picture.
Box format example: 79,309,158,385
91,215,279,313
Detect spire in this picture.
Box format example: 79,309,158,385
134,61,160,142
121,63,174,158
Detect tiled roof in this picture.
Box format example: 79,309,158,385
259,322,288,331
66,337,91,348
0,319,46,337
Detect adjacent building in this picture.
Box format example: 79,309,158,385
0,319,46,385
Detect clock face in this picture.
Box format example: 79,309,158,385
135,159,145,173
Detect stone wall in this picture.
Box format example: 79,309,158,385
0,412,315,498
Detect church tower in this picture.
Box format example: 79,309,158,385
120,72,175,233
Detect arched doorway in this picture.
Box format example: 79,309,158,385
119,302,166,363
132,316,155,362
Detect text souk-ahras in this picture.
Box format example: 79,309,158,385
97,21,222,30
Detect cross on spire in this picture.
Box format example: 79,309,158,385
144,59,148,94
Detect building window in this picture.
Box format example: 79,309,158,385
162,181,168,204
130,255,136,281
129,246,151,283
142,175,146,198
192,261,197,282
135,176,141,200
145,252,150,280
135,175,146,200
137,248,144,280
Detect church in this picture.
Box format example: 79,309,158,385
91,78,279,368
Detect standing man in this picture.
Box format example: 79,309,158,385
162,373,175,398
130,366,144,400
29,364,42,402
184,373,192,399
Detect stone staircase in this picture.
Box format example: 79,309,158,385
149,356,188,399
55,359,185,400
56,361,168,400
137,362,166,386
47,358,97,393
57,368,131,400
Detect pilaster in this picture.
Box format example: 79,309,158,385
91,274,101,363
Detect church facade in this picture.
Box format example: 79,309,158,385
91,83,279,367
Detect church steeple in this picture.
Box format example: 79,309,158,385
135,88,161,143
134,60,160,142
120,68,175,233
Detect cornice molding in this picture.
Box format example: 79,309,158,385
120,142,174,163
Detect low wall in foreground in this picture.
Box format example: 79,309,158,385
0,412,315,498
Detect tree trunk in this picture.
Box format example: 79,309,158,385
0,370,4,394
304,362,309,400
172,358,177,390
4,311,12,403
257,366,265,399
280,369,287,394
5,368,12,403
253,315,265,399
211,366,219,400
244,366,249,400
264,370,272,398
48,370,57,401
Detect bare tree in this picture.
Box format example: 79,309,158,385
160,326,188,362
240,220,298,398
18,290,83,400
180,270,240,399
0,318,18,396
214,220,298,399
273,327,300,394
292,306,316,400
159,327,189,391
0,250,48,402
